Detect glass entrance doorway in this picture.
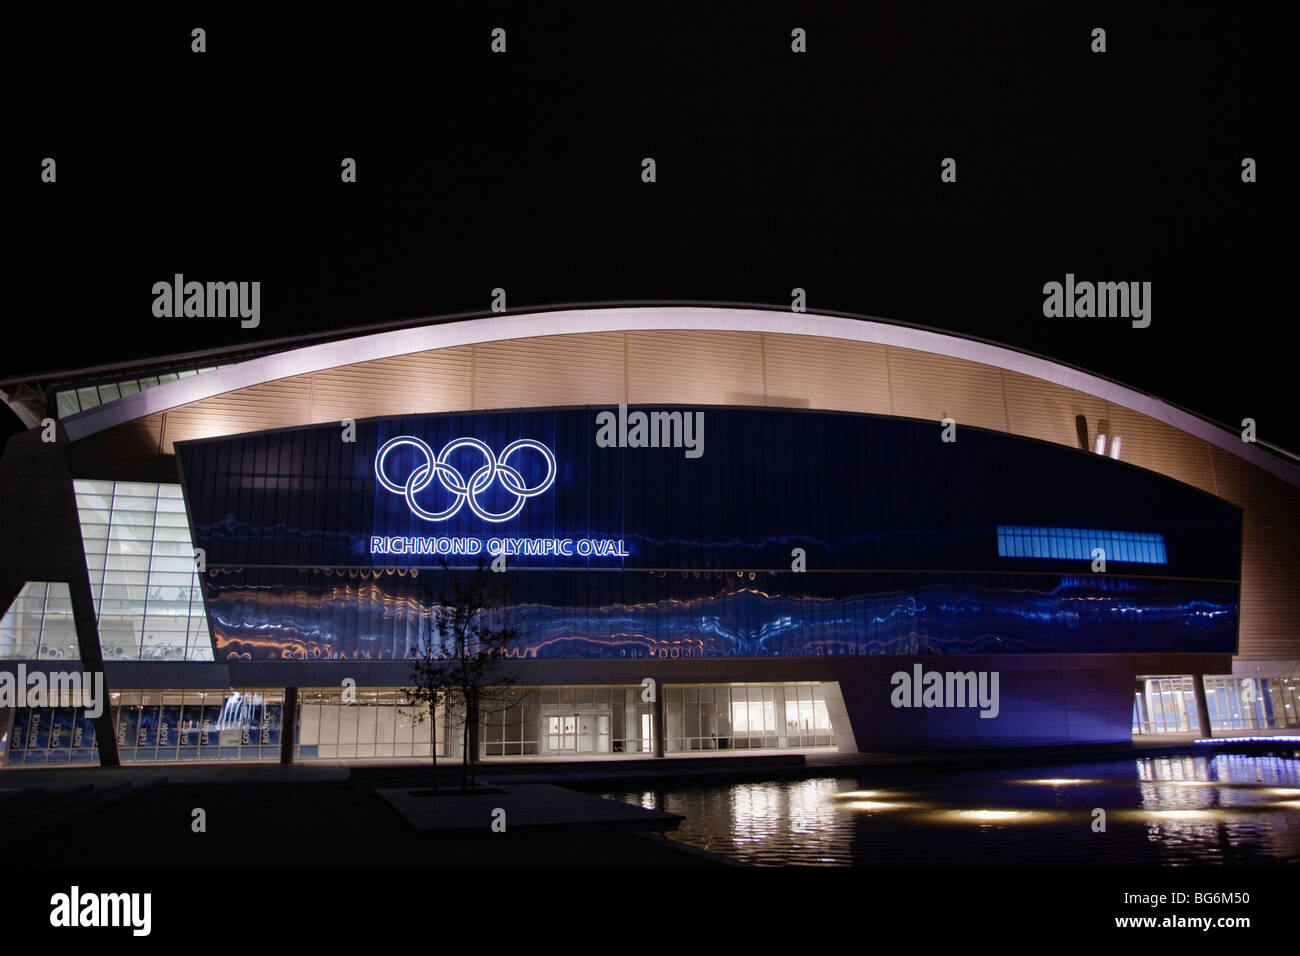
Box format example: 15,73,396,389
543,711,611,754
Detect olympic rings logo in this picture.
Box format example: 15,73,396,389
375,436,556,522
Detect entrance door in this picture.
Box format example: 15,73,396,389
576,713,611,753
543,712,611,754
545,715,577,753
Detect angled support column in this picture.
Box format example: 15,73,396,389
69,574,119,766
1192,674,1213,738
0,427,119,766
280,687,298,764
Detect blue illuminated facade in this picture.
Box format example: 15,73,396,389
7,308,1293,766
175,406,1241,663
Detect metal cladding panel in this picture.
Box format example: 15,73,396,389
473,333,625,409
163,378,314,452
886,346,1010,432
309,348,474,422
174,406,1241,663
760,334,892,413
1002,369,1108,451
627,331,766,407
1101,404,1217,492
1208,445,1300,660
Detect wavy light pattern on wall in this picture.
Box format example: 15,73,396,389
204,569,1238,661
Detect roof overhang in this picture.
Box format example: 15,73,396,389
55,306,1300,489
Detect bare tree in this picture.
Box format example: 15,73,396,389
404,628,455,790
406,558,520,791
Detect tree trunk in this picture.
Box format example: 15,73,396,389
467,691,478,791
430,699,438,792
461,690,469,792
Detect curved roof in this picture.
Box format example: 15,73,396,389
54,305,1300,489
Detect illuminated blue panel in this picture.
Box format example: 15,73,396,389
177,406,1236,660
996,526,1167,564
201,567,1238,660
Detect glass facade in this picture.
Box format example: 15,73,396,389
1133,677,1201,734
1,686,99,765
109,688,283,762
11,674,1294,765
536,686,654,755
1133,675,1300,734
74,480,213,661
487,688,541,755
54,364,232,418
298,688,450,760
1,682,836,765
665,683,831,751
0,582,79,660
1203,676,1300,731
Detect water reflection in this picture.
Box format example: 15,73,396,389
603,753,1300,865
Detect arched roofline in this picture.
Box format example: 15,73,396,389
55,305,1300,489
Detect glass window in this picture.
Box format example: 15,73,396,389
732,700,748,733
0,582,81,660
997,526,1168,565
56,391,80,417
813,700,830,731
73,480,212,662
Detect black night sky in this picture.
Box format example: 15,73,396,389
9,2,1293,454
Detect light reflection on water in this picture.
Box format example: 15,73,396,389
603,754,1300,866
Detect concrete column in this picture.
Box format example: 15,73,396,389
652,685,665,758
773,686,788,748
1191,674,1213,738
467,691,480,765
0,707,14,766
280,687,298,764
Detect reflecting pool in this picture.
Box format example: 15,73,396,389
602,753,1300,865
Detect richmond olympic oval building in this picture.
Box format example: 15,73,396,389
1,306,1298,767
